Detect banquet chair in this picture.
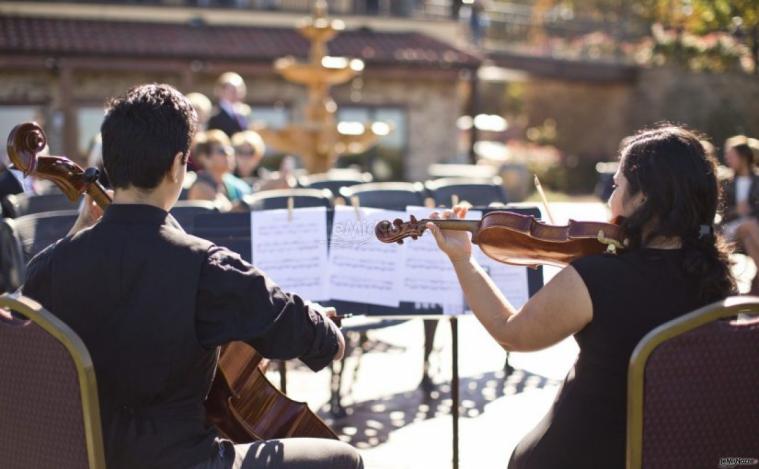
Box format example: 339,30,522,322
0,294,105,469
425,176,507,208
4,192,78,218
0,217,25,294
627,296,759,469
243,188,333,211
13,210,79,262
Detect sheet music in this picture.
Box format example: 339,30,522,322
251,207,329,301
399,207,482,315
474,248,530,310
327,206,406,307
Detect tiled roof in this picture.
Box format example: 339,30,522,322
0,15,480,68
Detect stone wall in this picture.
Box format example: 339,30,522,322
520,67,759,162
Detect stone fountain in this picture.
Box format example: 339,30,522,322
255,0,386,174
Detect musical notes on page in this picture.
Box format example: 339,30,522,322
251,207,329,301
399,207,483,315
327,206,406,307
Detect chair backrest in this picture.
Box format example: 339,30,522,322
0,218,25,294
14,210,79,262
339,182,427,210
4,193,79,218
243,188,333,211
0,294,105,469
170,200,219,232
627,296,759,469
424,176,507,207
299,171,373,196
191,212,252,261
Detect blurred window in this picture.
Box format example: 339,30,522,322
0,106,44,165
78,106,106,157
249,105,291,129
337,106,407,180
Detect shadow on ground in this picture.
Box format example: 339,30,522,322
319,368,561,449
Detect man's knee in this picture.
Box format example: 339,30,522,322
327,440,363,469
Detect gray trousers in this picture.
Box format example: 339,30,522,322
189,439,364,469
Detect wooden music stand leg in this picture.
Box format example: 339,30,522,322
279,360,287,394
450,316,460,469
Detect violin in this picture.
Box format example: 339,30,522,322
7,122,338,443
375,210,626,268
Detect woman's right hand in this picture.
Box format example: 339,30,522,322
426,204,473,263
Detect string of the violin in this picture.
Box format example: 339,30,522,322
534,174,556,225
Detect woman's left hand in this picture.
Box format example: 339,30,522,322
426,204,472,263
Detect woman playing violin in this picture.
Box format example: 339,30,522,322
427,125,735,468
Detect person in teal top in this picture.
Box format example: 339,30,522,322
188,129,251,207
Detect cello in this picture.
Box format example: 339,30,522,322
7,122,338,442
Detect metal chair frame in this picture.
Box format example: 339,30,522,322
626,295,759,469
0,294,106,469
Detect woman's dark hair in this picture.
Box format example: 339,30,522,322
101,83,197,189
619,124,735,302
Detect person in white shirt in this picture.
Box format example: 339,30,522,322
720,136,759,278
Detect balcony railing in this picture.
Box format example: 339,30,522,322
29,0,458,19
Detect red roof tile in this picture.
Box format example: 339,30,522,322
0,15,480,68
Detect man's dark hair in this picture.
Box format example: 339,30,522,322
101,83,197,189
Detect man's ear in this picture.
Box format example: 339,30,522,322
170,151,186,183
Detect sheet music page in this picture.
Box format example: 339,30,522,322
251,207,329,301
473,248,531,310
399,207,482,315
327,206,406,307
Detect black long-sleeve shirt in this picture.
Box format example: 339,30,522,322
21,203,339,469
194,245,339,369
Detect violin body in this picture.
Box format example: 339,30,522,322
376,210,626,267
7,122,337,444
475,211,625,267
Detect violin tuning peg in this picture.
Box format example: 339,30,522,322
410,214,418,223
397,240,404,245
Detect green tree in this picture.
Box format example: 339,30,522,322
636,0,759,72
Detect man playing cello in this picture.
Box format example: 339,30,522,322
22,84,363,469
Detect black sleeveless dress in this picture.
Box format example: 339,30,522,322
508,248,705,469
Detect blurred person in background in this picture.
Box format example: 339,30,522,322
208,72,250,137
230,130,295,191
720,135,759,271
186,92,213,171
187,92,213,131
188,129,251,208
231,130,265,182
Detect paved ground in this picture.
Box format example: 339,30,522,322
271,202,755,469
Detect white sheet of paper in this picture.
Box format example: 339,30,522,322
327,206,406,307
399,207,482,315
251,207,329,301
473,248,531,310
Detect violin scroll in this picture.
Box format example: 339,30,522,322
375,214,427,244
7,122,47,175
